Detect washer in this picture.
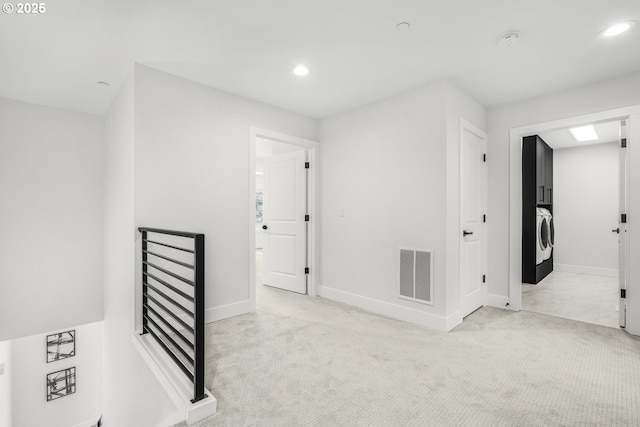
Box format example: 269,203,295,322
539,208,553,261
535,208,547,265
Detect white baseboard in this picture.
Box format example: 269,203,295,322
318,285,455,332
487,293,510,309
554,263,618,278
204,300,250,323
166,300,250,334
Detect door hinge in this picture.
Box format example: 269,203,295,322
482,274,486,283
483,214,486,223
483,153,486,162
305,214,310,222
305,162,310,169
621,138,627,148
304,267,310,274
621,214,627,224
621,289,626,299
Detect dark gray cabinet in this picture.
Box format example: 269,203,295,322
536,138,553,204
522,135,553,284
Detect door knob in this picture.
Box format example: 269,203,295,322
612,228,620,234
262,225,268,230
463,230,473,237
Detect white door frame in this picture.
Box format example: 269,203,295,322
249,126,319,312
508,105,640,333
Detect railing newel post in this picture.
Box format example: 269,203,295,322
192,233,206,402
141,230,149,334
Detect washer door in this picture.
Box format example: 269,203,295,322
539,217,549,250
548,217,554,247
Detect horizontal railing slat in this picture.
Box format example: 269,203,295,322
146,293,194,335
145,315,195,366
146,305,194,349
145,283,194,317
144,260,195,287
139,227,201,238
146,239,195,254
145,271,195,302
144,325,194,380
145,249,195,270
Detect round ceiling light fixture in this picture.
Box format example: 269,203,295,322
292,65,309,77
97,81,110,87
497,31,520,48
601,21,636,38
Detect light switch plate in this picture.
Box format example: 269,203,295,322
0,363,5,376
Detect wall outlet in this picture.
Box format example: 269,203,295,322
338,207,344,217
0,363,5,376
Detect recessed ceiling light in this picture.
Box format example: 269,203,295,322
292,65,309,77
396,22,410,31
569,125,598,142
601,21,636,37
97,81,110,87
497,32,520,48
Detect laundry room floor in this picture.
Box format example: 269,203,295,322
522,271,619,328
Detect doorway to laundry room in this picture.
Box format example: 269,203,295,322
521,119,626,328
250,128,319,313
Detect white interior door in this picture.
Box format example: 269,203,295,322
262,150,307,294
460,120,488,318
618,120,629,328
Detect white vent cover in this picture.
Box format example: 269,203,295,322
399,248,433,305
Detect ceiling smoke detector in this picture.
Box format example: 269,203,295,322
396,22,410,32
497,32,520,47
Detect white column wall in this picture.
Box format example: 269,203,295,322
102,69,178,426
0,98,104,341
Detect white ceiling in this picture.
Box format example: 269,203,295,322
538,121,621,149
1,0,639,118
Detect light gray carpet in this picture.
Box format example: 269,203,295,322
178,286,640,426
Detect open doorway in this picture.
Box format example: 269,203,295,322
249,127,319,312
521,120,622,328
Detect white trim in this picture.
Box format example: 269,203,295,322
319,285,458,332
72,417,103,427
486,293,510,309
249,127,319,313
509,105,640,315
554,264,618,278
204,300,250,323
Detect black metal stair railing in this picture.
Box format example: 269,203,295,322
138,227,206,403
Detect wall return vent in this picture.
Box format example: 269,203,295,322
398,248,433,305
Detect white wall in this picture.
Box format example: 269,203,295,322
11,322,102,427
318,79,485,330
488,72,640,299
134,65,317,321
0,340,11,427
102,69,178,426
0,98,104,341
553,142,618,276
